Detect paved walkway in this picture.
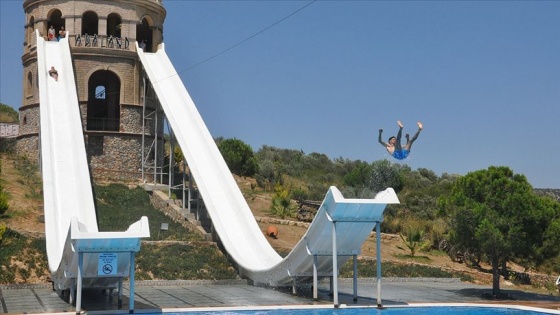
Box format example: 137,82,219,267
2,278,560,314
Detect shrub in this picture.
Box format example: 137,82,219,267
269,184,296,219
0,187,8,215
0,223,6,243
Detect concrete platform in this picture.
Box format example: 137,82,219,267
2,278,560,314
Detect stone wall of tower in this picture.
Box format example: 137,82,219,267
18,0,167,182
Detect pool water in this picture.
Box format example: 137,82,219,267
160,306,558,315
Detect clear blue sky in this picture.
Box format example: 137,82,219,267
1,1,559,188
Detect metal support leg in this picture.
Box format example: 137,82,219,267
182,160,186,210
168,123,175,197
332,221,338,307
76,252,83,314
292,277,297,295
313,255,318,300
118,278,123,307
154,105,158,183
353,254,358,301
129,252,136,313
188,171,193,213
376,222,382,307
69,279,75,305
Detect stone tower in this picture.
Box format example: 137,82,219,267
18,0,166,182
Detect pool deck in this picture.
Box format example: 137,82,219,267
2,278,560,314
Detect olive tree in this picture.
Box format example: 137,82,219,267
439,166,560,296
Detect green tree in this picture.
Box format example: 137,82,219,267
255,145,342,200
255,146,306,177
172,145,184,166
343,161,372,187
217,138,258,177
538,197,560,261
382,169,456,236
367,160,405,193
255,159,275,191
439,166,560,296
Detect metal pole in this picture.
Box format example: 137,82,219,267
129,252,136,313
332,221,338,307
376,222,382,307
313,254,318,300
118,278,123,307
188,171,193,213
168,122,173,198
153,103,158,183
159,115,164,184
69,279,75,305
353,254,358,301
141,77,146,182
182,159,186,210
76,252,83,314
196,184,201,222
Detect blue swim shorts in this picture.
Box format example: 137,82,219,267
392,149,410,160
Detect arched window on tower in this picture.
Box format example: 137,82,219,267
136,17,153,52
87,70,120,131
27,16,34,46
82,11,98,36
107,13,122,38
48,9,64,40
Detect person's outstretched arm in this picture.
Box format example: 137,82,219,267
378,129,388,147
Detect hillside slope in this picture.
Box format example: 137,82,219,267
1,154,44,238
1,154,557,295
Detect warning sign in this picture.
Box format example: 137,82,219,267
98,253,117,276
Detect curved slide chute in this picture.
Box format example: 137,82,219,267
137,43,399,287
36,31,149,310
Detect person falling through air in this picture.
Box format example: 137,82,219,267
378,121,423,160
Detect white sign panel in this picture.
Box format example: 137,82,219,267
98,253,117,276
0,124,19,138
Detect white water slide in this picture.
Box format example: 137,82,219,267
137,44,400,293
36,32,149,312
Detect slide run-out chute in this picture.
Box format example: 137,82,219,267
137,43,400,286
36,31,149,310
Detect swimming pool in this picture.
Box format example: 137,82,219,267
153,304,560,315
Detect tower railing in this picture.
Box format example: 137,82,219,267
86,117,120,132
